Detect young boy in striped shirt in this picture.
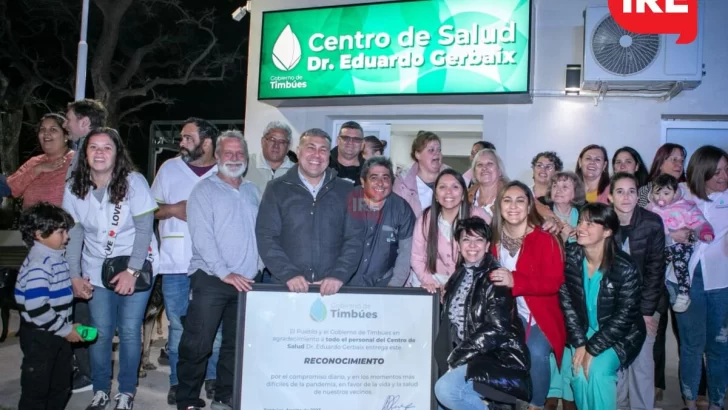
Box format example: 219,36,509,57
15,202,84,409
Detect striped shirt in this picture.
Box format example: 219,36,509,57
14,241,74,337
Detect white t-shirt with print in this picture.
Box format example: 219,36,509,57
63,172,160,287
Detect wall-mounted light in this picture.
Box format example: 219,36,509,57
565,64,581,95
232,1,252,21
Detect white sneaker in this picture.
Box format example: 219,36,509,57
672,294,691,313
114,393,134,410
85,391,110,410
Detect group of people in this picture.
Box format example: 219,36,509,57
4,98,727,410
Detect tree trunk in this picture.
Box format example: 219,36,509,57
0,108,22,174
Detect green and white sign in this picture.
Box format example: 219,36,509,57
258,0,532,101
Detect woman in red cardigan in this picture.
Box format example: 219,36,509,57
490,180,566,410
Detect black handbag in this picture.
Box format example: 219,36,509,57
101,256,153,292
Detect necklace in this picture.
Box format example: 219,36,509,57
501,230,525,257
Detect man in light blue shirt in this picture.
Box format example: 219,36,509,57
176,130,259,410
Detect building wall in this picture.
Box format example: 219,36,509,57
244,0,728,182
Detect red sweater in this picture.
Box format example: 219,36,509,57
492,227,566,365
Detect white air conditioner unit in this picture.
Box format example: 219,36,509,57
582,5,704,92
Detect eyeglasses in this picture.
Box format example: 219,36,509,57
535,163,555,171
264,136,289,146
339,135,364,144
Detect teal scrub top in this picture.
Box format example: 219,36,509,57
583,258,602,338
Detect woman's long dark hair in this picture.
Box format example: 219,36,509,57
424,169,470,274
578,203,619,272
613,146,648,187
70,127,136,205
490,180,545,249
575,144,610,195
647,143,687,182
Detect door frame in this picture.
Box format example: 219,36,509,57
660,118,728,145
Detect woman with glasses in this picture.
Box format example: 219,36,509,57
637,143,687,208
531,152,564,200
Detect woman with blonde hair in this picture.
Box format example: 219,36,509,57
468,149,508,218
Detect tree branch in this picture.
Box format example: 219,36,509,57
118,93,173,121
114,35,168,91
114,6,230,101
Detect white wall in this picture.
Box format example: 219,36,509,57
244,0,728,183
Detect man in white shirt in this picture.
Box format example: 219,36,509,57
245,121,295,195
151,117,222,405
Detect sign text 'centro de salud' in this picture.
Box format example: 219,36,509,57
257,0,533,102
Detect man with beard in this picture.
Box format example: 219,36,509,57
256,128,364,296
349,157,415,287
151,117,224,404
176,131,260,410
246,121,295,194
329,121,366,185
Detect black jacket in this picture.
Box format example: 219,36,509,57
613,206,666,315
329,146,364,185
434,255,531,402
560,243,646,368
255,166,365,284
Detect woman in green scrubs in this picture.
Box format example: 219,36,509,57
559,203,646,410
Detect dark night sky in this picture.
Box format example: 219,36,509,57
11,0,253,172
139,0,251,122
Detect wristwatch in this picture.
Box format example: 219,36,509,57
126,268,140,278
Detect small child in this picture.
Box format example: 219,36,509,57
15,202,84,409
646,174,714,312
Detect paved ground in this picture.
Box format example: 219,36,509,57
0,310,722,410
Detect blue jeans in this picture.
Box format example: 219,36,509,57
88,285,151,395
521,317,552,407
162,274,221,386
667,264,728,408
434,365,487,410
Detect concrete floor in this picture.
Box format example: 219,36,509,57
0,310,722,410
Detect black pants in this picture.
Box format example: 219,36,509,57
176,270,239,409
19,326,73,410
72,298,92,378
654,305,669,390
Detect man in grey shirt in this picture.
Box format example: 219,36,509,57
62,98,107,393
349,157,414,287
176,130,259,410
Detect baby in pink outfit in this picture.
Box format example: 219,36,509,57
646,174,714,313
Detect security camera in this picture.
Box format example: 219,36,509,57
232,2,252,21
232,6,247,21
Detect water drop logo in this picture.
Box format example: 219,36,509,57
310,298,327,322
272,24,302,71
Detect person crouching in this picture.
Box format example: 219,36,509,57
434,217,531,410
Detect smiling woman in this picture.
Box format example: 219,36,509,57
7,114,74,208
62,127,159,409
